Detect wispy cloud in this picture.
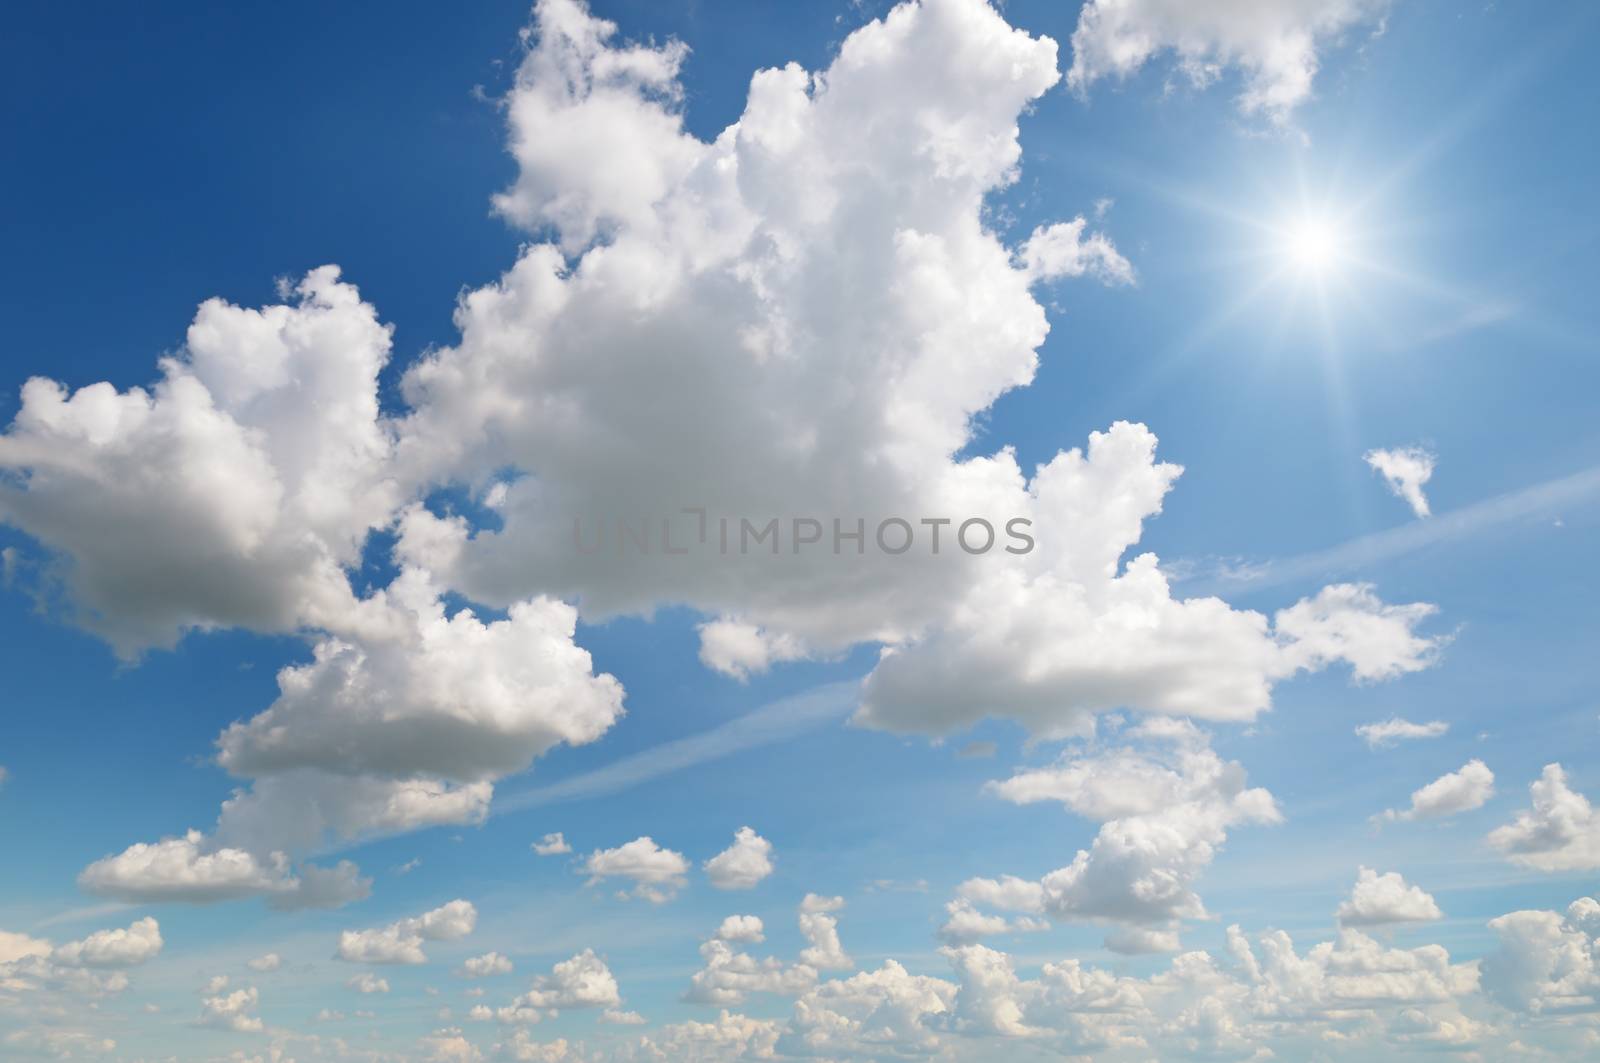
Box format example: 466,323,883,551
1181,464,1600,597
494,681,860,814
33,902,133,930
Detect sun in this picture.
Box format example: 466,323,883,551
1283,216,1345,272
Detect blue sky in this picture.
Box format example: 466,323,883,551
2,1,1599,1060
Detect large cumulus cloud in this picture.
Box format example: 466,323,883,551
0,0,1442,910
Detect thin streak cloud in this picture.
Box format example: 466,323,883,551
1183,463,1600,597
494,681,860,813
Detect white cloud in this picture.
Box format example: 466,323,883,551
0,914,164,1014
1336,868,1444,926
778,960,956,1057
686,895,863,1006
391,0,1064,657
4,0,1446,905
489,0,695,252
0,916,165,1007
214,568,622,793
798,897,853,972
685,936,817,1006
687,898,850,1006
1066,0,1393,127
1104,926,1182,955
938,900,1012,944
0,14,1475,1056
859,526,1442,739
1379,759,1495,822
0,930,52,965
939,943,1049,1038
715,915,765,944
348,973,390,994
0,271,618,902
218,774,491,864
78,831,292,903
1223,923,1480,1014
1356,717,1449,748
0,896,1517,1061
80,566,622,903
957,874,1046,915
583,837,689,902
696,621,807,682
460,952,514,978
1019,218,1135,286
376,0,1443,748
1366,446,1437,519
1483,896,1600,1012
336,900,478,965
972,720,1279,945
198,568,623,861
420,1026,482,1063
533,832,572,856
932,942,1167,1046
799,893,844,914
49,917,163,969
938,899,1049,944
0,266,396,656
703,827,775,890
628,1010,780,1061
1272,582,1444,681
78,830,371,910
246,953,281,973
198,984,263,1033
2,1029,118,1057
266,859,373,912
495,1030,577,1061
1488,764,1600,871
512,948,621,1011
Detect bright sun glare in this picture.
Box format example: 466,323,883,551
1284,217,1344,271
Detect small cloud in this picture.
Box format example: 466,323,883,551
704,827,775,890
715,915,765,943
1336,867,1443,926
336,900,477,965
1365,446,1437,519
1376,760,1494,823
347,973,390,994
1018,217,1136,287
458,952,513,978
1355,717,1448,749
957,740,997,759
533,832,572,856
583,837,689,903
198,984,262,1033
1488,764,1600,871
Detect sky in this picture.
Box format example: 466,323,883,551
1,0,1599,1060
